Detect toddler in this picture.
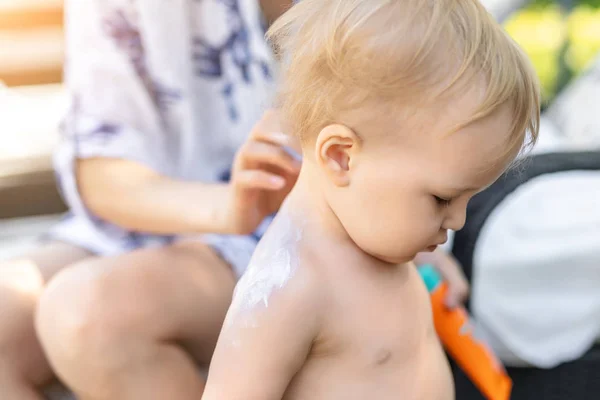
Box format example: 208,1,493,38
203,1,540,399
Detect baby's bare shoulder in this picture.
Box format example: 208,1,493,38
228,239,327,325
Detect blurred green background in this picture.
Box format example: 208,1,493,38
504,0,600,105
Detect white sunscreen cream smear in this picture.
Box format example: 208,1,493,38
226,210,303,331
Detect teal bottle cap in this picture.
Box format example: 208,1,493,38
418,264,442,292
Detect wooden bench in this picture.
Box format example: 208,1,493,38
0,0,64,87
0,84,66,218
0,0,66,219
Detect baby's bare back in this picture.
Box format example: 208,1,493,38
283,257,454,400
203,211,455,400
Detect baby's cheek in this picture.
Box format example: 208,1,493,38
380,220,424,261
347,183,427,259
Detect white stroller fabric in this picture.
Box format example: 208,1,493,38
467,60,600,367
473,167,600,368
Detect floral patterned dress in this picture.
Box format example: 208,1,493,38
49,0,276,277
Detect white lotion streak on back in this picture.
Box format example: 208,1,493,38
226,210,303,334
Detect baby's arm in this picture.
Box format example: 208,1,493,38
202,264,322,400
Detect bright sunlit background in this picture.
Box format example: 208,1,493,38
1,0,597,170
0,0,598,267
0,2,598,266
505,0,600,102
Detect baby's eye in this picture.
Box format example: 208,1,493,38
433,195,451,207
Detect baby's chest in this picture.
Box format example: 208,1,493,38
319,273,437,368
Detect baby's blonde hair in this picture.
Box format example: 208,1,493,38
267,0,540,152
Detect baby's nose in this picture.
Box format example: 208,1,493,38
442,207,467,232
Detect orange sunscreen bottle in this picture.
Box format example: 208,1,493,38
418,264,512,400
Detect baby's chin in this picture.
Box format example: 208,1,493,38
422,244,439,253
369,250,421,266
381,245,440,265
351,235,430,265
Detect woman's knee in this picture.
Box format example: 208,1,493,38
35,249,188,373
0,258,45,326
35,244,235,380
0,260,45,366
35,256,146,375
0,244,92,382
0,243,93,352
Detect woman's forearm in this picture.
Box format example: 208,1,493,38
77,158,232,235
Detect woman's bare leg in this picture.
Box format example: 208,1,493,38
36,241,235,400
0,242,93,400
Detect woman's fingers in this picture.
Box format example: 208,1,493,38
239,140,302,174
232,109,301,194
250,110,301,152
234,169,287,191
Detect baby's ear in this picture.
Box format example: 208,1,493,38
315,124,361,187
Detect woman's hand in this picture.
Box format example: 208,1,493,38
223,110,302,235
414,249,470,309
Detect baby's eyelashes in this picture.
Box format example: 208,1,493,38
433,195,452,207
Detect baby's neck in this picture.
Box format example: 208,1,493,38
283,164,350,245
282,164,406,271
